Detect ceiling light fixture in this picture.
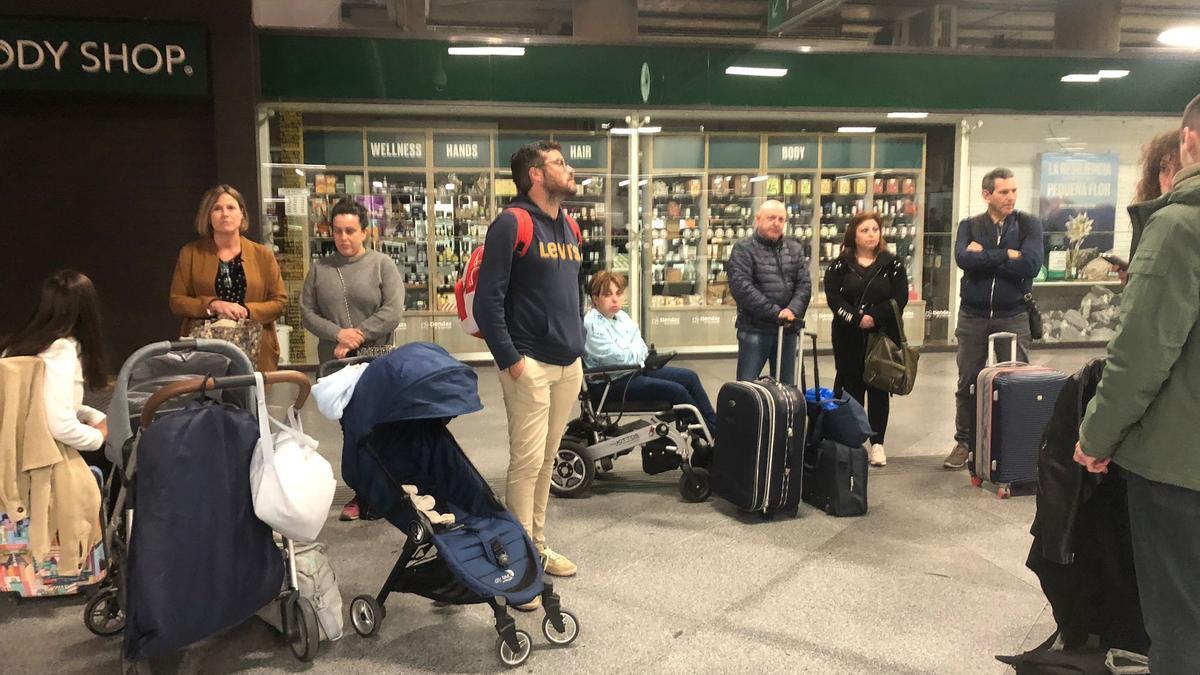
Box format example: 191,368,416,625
887,112,929,119
610,126,661,135
1061,74,1103,83
1158,26,1200,48
725,66,789,78
447,46,525,56
838,126,876,133
1097,69,1130,79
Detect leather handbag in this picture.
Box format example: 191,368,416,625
863,299,919,395
186,318,262,365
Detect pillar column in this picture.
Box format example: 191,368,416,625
1054,0,1121,52
573,0,637,41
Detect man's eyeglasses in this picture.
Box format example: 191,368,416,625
538,158,570,170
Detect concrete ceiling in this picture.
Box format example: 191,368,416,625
395,0,1200,49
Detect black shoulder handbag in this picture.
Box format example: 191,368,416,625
863,299,920,395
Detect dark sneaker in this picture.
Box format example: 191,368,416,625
943,443,970,470
339,498,361,521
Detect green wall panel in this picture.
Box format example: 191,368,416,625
496,135,542,169
261,34,1200,115
822,136,871,168
304,130,363,166
875,137,924,169
767,136,819,169
652,135,705,170
708,137,759,169
365,131,425,167
555,135,608,170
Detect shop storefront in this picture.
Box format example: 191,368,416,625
256,33,1200,365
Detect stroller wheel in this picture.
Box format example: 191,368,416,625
541,610,580,646
350,595,384,637
84,586,125,636
678,467,711,503
550,439,595,498
287,596,320,662
496,629,532,667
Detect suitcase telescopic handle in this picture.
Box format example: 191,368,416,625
774,320,804,383
140,370,311,427
988,331,1019,366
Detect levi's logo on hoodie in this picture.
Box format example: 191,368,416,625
538,241,582,261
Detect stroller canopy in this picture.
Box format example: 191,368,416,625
341,343,482,489
342,342,482,436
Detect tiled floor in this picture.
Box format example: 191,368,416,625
1,348,1104,673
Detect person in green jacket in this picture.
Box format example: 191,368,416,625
1075,94,1200,674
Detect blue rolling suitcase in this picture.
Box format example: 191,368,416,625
970,332,1067,498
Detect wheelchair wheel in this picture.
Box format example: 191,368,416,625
550,439,594,498
679,467,711,503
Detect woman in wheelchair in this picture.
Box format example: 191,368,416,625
583,272,718,444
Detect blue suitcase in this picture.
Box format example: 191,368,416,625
970,332,1067,498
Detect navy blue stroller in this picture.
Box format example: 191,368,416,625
339,343,580,668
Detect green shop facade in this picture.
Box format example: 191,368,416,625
256,33,1200,365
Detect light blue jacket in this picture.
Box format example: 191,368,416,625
583,308,649,369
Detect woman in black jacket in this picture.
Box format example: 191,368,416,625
824,211,908,467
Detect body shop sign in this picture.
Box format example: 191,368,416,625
0,19,208,97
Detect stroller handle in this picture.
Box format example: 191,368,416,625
140,370,311,427
317,355,377,379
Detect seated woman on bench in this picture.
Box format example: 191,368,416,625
583,271,718,439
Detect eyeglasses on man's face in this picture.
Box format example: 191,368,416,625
538,157,570,170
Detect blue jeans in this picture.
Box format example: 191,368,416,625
615,366,718,437
736,329,798,386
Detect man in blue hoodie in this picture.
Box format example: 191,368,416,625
944,168,1044,470
474,141,584,605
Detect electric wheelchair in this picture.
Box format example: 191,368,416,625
549,351,715,502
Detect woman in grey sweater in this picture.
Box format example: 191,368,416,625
301,199,404,364
301,199,403,521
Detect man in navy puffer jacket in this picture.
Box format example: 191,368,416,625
728,199,812,385
944,168,1044,470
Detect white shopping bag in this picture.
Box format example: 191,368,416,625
250,373,337,542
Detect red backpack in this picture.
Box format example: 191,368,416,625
456,206,581,337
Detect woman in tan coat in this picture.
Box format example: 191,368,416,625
169,185,287,371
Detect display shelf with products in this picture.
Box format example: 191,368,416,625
564,173,609,305
872,172,921,295
817,172,869,282
647,176,705,307
432,172,491,315
370,173,430,313
703,172,760,308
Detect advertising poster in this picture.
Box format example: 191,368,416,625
1038,152,1119,253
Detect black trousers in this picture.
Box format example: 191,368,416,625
830,322,889,445
1125,471,1200,674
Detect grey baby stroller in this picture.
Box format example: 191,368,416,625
84,339,324,666
552,351,715,501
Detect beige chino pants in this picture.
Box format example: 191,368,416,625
498,356,584,549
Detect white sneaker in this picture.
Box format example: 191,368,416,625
869,443,887,467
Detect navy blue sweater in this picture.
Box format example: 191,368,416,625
474,195,584,370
